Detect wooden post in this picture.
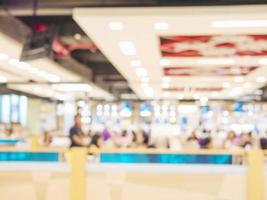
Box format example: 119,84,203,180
70,147,87,200
247,150,264,200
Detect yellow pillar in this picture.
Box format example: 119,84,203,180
247,150,264,200
70,147,87,200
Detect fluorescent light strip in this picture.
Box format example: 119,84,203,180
212,20,267,28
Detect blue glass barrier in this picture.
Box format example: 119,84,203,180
0,139,22,145
100,153,232,164
0,152,59,162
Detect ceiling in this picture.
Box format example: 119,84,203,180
0,12,114,100
73,5,267,100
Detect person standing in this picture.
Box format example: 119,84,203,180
69,114,89,147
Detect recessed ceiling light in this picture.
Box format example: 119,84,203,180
74,33,82,40
160,59,170,66
212,20,267,28
135,68,147,77
108,22,123,30
256,76,267,83
234,76,244,83
131,59,141,67
197,58,235,65
119,41,136,56
154,22,169,30
0,53,8,60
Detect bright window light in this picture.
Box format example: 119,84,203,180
212,20,267,28
256,76,267,83
197,58,235,65
154,22,169,30
53,83,92,92
131,59,141,67
108,22,123,30
0,53,8,60
119,41,136,56
135,68,147,77
160,59,170,66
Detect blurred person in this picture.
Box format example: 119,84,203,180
183,130,199,149
43,131,52,146
114,130,133,148
90,133,103,148
69,114,90,147
134,130,149,148
240,132,253,150
223,131,239,149
198,130,212,149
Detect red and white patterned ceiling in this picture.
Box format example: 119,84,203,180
160,35,267,57
74,5,267,100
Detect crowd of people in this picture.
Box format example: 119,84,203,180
64,114,267,150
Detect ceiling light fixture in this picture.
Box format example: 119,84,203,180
74,33,82,40
108,22,123,30
131,59,141,67
212,20,267,28
119,41,136,56
154,22,169,30
135,68,147,77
